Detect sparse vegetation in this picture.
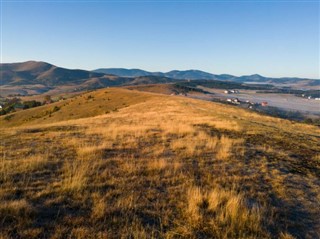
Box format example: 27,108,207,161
0,88,319,238
175,80,274,90
0,98,43,116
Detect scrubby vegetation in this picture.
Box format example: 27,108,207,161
0,88,319,238
260,88,320,98
175,80,274,90
0,98,43,116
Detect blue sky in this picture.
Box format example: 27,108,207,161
1,0,319,78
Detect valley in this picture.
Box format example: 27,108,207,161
2,0,319,238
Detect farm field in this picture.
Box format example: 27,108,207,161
0,88,319,238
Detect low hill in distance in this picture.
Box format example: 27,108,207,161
1,87,319,238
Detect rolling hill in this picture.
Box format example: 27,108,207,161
0,61,178,96
1,87,319,238
0,88,153,126
1,61,319,97
1,61,106,85
0,61,119,95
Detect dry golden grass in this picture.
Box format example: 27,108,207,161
0,87,319,238
60,160,89,193
0,199,33,217
279,232,296,239
124,83,177,95
91,193,107,220
186,186,203,222
0,154,48,180
0,88,152,127
147,158,168,171
216,135,243,160
185,186,262,236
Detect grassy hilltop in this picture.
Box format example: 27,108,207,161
0,88,319,238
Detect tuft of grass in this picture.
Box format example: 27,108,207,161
216,136,243,160
91,193,106,220
186,186,203,223
60,160,89,193
0,199,33,216
185,186,263,237
147,158,168,171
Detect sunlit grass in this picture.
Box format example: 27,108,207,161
0,88,319,238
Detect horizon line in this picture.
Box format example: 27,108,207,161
1,59,319,80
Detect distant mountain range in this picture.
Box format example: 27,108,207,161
94,68,217,80
94,68,320,86
0,61,318,96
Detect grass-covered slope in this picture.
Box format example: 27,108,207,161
0,88,319,238
0,88,153,127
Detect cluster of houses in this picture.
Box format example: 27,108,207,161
222,88,272,108
226,98,241,104
226,98,268,108
170,92,187,96
301,94,320,100
224,90,239,94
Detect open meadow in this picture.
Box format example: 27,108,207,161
0,88,319,238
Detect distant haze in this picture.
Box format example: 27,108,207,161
2,1,319,78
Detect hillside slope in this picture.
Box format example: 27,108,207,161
0,88,319,238
1,61,106,85
0,88,153,127
0,61,179,96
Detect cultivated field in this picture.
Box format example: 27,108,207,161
0,88,319,238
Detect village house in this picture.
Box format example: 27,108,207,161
227,98,241,105
224,90,239,94
230,90,239,93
